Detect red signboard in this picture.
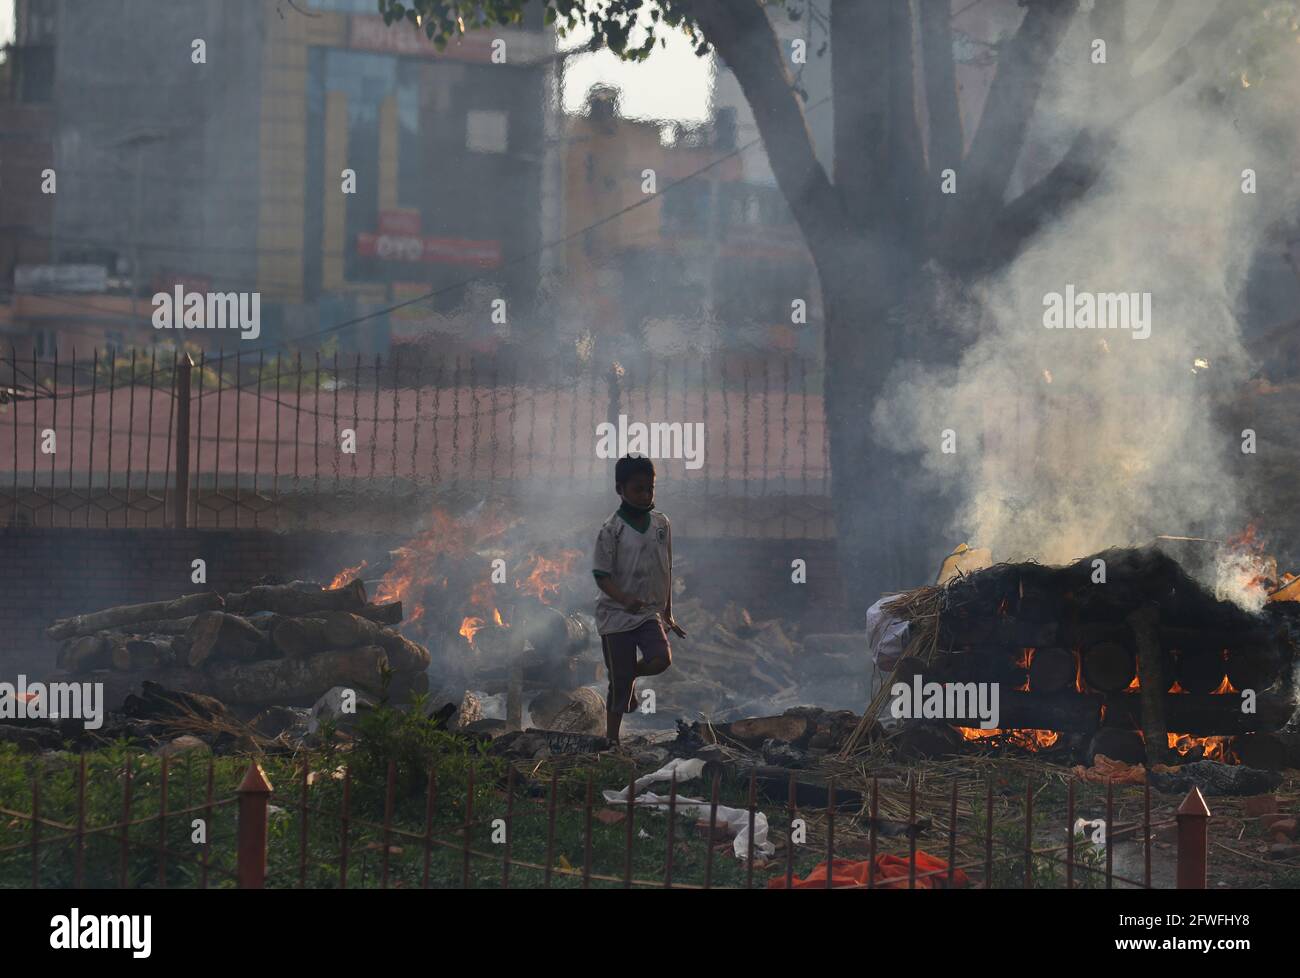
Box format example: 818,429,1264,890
348,15,551,64
357,232,502,268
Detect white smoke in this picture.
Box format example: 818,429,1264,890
874,3,1299,576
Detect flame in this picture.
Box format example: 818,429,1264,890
1073,649,1084,693
515,550,581,604
954,727,1060,750
1168,733,1230,762
1127,675,1140,691
1014,647,1033,691
328,561,367,590
1211,674,1237,695
1168,680,1188,694
460,616,485,645
492,608,508,628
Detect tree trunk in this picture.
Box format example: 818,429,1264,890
819,243,955,605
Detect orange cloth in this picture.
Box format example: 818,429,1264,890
768,851,968,889
1072,754,1177,784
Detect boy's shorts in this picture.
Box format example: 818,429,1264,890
600,618,672,714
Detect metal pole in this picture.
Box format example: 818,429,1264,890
173,353,192,528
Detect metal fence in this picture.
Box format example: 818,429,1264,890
0,750,1213,890
1,347,833,537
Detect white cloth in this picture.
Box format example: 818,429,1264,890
601,757,774,859
866,597,909,671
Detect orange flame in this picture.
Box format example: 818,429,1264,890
1211,674,1237,695
954,727,1060,750
328,561,368,590
515,550,582,604
460,616,485,645
1167,732,1230,762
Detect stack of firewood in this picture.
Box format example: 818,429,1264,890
45,579,431,710
654,598,804,718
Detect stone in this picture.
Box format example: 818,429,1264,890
307,685,377,736
154,735,210,758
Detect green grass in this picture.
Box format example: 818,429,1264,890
0,736,830,889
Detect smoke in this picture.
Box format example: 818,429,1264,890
874,3,1300,579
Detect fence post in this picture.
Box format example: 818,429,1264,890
236,762,273,889
173,353,193,529
1175,787,1210,889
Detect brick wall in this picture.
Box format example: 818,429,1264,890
0,529,852,678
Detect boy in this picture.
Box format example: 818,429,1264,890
592,455,686,745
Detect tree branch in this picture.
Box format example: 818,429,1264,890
957,0,1078,217
1130,0,1176,61
919,0,964,173
986,0,1234,271
685,0,841,249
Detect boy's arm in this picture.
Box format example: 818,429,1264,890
595,573,646,613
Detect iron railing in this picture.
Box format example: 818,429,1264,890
0,749,1213,890
1,347,833,537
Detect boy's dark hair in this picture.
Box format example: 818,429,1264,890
615,455,655,487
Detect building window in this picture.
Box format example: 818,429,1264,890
466,110,509,154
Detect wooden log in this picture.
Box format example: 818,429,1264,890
1082,641,1136,693
993,618,1059,648
1103,691,1293,735
321,611,428,666
375,629,431,673
1028,647,1076,693
46,592,223,640
1173,649,1227,695
105,616,197,636
112,636,177,672
60,634,111,671
996,691,1104,733
1225,646,1283,691
197,645,389,708
271,617,331,658
1086,728,1146,765
892,722,961,760
357,601,403,625
224,579,368,616
1229,733,1289,771
711,714,811,748
184,612,269,668
929,649,1024,687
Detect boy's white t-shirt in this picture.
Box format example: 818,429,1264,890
592,508,672,635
